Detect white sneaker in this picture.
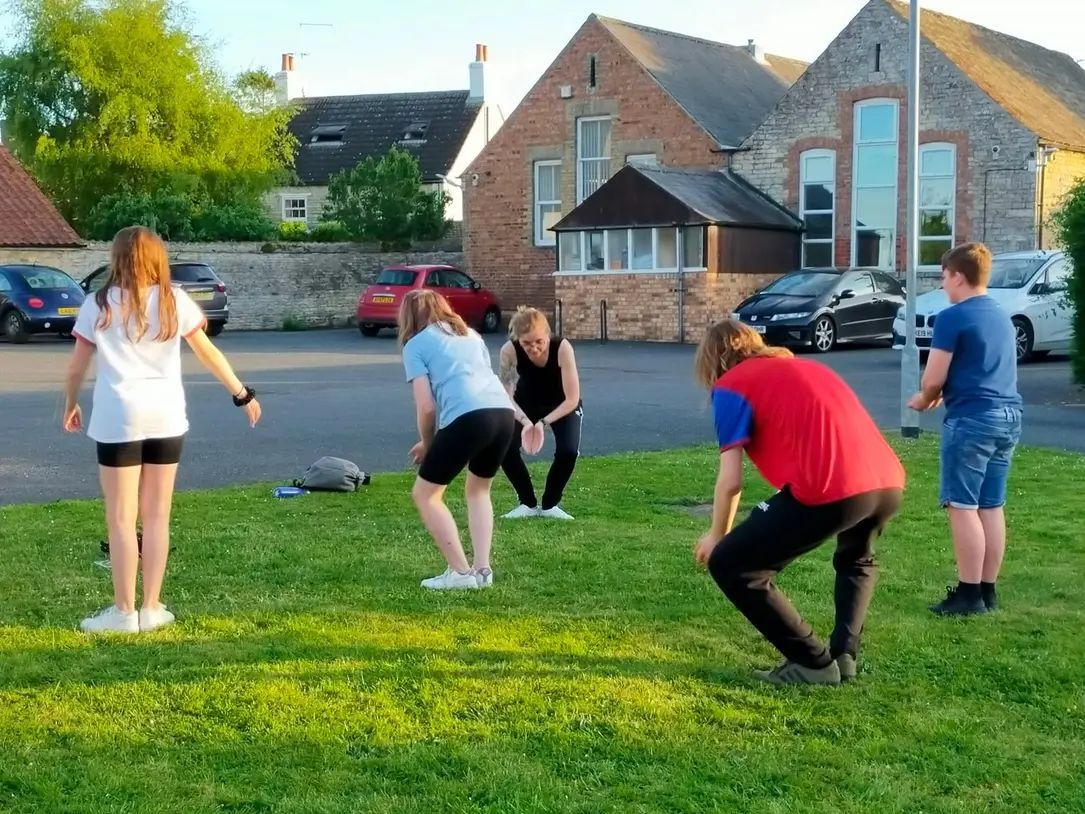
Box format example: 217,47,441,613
420,568,480,590
539,506,574,520
503,504,539,519
80,605,139,634
473,567,494,588
139,604,176,632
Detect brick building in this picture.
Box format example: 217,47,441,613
731,0,1085,284
462,15,806,332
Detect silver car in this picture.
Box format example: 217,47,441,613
892,250,1073,361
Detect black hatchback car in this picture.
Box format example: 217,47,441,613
732,268,905,353
0,264,86,343
80,262,229,336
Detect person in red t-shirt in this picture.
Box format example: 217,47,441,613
693,319,905,686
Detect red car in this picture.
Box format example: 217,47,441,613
356,264,502,337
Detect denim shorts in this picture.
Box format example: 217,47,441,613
940,407,1023,510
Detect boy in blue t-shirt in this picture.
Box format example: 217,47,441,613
908,242,1023,616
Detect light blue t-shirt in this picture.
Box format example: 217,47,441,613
403,323,512,428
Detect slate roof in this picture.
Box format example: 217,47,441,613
552,164,804,231
596,16,808,148
888,0,1085,150
287,90,483,185
0,146,82,248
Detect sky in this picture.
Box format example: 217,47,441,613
167,0,1083,116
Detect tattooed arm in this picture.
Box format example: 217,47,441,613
499,341,532,427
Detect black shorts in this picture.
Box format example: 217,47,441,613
96,435,185,468
418,408,516,486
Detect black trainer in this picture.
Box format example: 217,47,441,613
929,585,988,616
982,583,998,611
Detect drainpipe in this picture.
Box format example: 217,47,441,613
676,224,686,344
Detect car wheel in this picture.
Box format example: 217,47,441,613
359,325,380,337
206,321,224,338
4,310,29,344
1012,317,1034,362
481,307,501,334
811,316,836,353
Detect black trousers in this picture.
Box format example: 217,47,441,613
501,405,583,510
707,486,902,669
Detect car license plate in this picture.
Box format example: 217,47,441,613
372,296,395,304
915,327,933,339
751,324,766,334
191,291,214,302
57,307,78,316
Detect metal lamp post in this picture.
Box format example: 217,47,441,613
900,0,922,438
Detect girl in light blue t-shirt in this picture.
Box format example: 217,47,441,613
400,289,530,591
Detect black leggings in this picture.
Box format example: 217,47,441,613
501,405,583,510
707,486,902,669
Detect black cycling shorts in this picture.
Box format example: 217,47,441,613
96,435,185,468
418,408,516,486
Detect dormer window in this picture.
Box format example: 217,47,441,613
310,124,346,145
399,120,430,144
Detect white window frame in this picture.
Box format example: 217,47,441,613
554,226,708,275
281,194,309,222
576,115,611,204
533,160,562,247
850,98,899,270
799,149,835,268
918,142,956,269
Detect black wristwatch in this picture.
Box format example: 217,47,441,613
232,385,256,407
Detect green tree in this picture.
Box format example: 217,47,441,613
325,147,450,249
0,0,295,236
1051,176,1085,385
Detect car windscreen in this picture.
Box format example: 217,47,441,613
988,258,1045,289
761,272,838,297
13,267,76,289
171,264,219,283
375,269,418,286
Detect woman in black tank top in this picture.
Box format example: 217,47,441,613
498,307,583,519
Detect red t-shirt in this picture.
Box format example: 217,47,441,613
712,356,905,505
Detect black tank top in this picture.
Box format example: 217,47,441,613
513,336,578,414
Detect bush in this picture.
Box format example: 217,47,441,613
87,189,196,241
281,315,307,331
308,220,351,242
278,221,309,241
87,188,276,242
1051,177,1085,385
193,202,276,241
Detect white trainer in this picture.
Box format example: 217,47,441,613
473,567,494,588
420,568,480,590
503,504,539,519
539,506,574,520
139,604,176,632
80,605,139,634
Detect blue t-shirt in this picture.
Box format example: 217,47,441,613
402,323,512,428
931,295,1022,417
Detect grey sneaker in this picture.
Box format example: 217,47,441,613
835,653,858,683
754,658,841,686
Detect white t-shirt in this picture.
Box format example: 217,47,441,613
73,285,206,443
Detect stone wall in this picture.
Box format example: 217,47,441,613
732,0,1041,265
0,241,463,331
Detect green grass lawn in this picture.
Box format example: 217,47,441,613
1,437,1083,813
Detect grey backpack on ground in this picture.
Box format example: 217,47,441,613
293,457,371,492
